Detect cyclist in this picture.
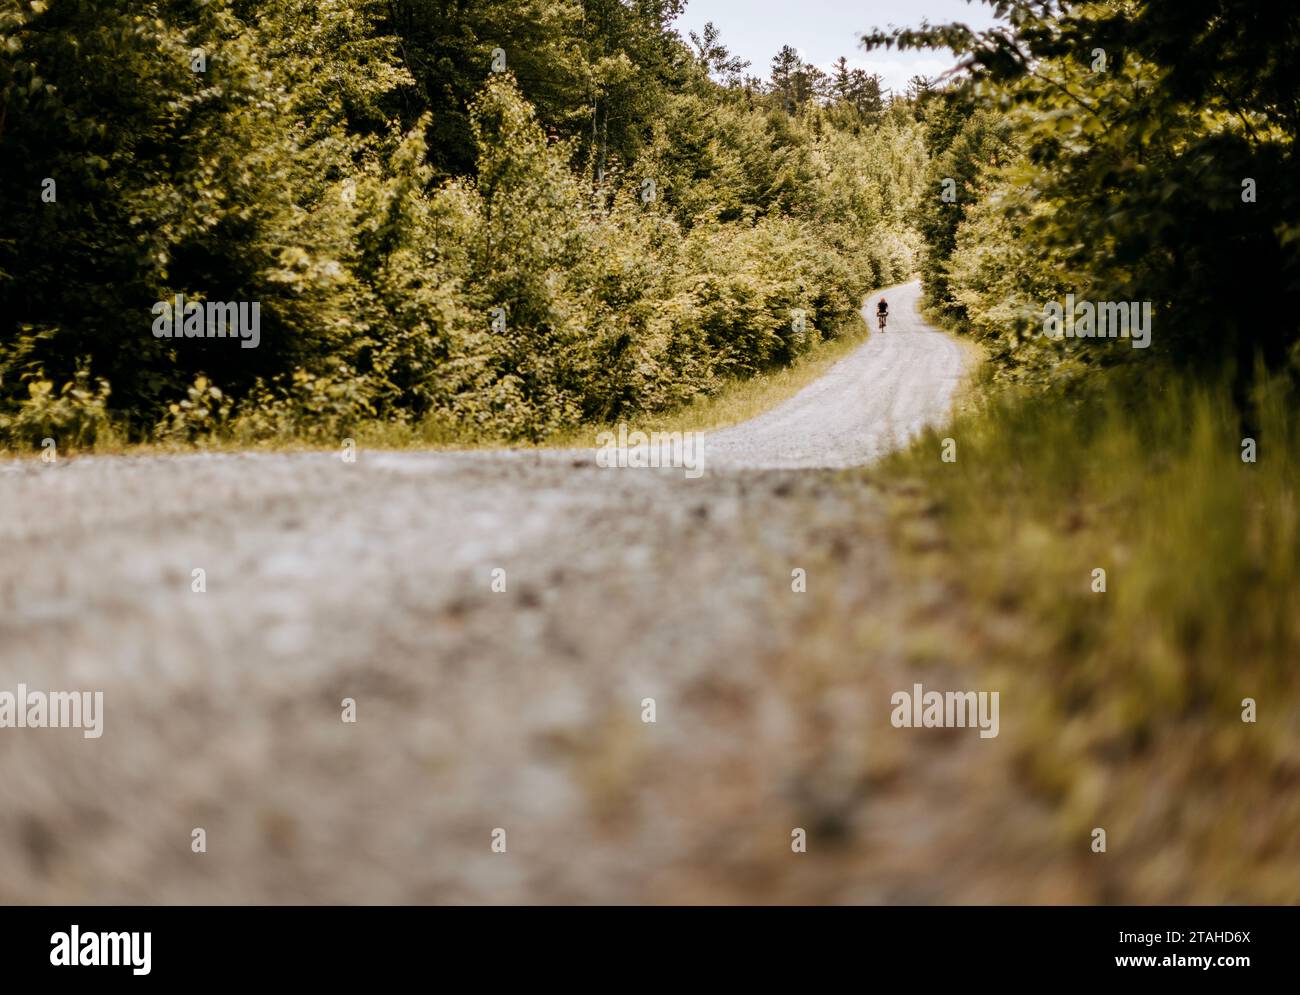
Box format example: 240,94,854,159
876,297,889,331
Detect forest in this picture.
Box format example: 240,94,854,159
3,2,1298,449
0,0,926,448
888,0,1299,400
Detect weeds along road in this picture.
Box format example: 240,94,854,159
0,280,1016,904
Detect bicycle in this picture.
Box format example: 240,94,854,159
877,310,888,332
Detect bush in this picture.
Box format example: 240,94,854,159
0,367,115,451
1,5,928,447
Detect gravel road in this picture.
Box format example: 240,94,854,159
707,282,968,468
1,281,1023,905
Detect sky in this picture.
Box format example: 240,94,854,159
672,0,1002,96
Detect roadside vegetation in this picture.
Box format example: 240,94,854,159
0,1,923,454
0,301,882,457
870,0,1300,899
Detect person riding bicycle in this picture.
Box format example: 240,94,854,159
876,297,889,330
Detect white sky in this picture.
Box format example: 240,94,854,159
672,0,1003,96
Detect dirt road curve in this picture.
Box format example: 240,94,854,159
707,282,968,468
1,281,1011,904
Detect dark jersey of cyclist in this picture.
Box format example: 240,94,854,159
876,300,888,314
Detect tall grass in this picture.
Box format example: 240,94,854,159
881,363,1300,899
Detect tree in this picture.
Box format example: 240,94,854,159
769,45,824,112
848,68,885,117
0,0,384,417
865,0,1300,382
829,58,884,119
689,21,749,87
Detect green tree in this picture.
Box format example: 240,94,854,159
866,0,1300,383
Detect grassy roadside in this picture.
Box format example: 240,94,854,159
868,357,1300,901
0,293,888,461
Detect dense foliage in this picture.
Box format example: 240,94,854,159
870,3,1300,899
0,0,924,447
869,0,1300,393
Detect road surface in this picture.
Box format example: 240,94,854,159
0,281,1020,904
